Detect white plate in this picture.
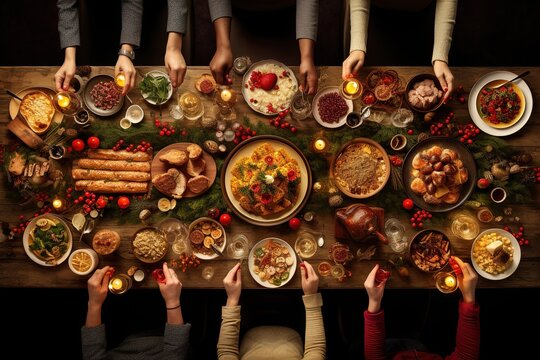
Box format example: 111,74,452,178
312,86,353,128
248,237,297,288
23,214,73,267
242,59,298,115
141,70,173,105
471,228,521,280
468,70,533,136
188,217,226,260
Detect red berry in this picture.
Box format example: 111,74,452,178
219,213,232,226
87,136,100,149
71,139,85,152
407,129,414,135
288,217,301,230
477,178,490,189
402,198,414,210
117,196,130,209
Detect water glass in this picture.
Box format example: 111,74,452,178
385,218,407,253
451,213,480,240
294,231,317,258
227,234,250,259
289,91,312,120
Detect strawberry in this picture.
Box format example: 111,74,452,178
259,73,278,91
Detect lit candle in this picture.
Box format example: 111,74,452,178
57,94,71,108
344,80,360,95
444,274,456,288
115,73,126,88
220,89,232,102
314,139,327,151
52,198,63,209
111,278,123,290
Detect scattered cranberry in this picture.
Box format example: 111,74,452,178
289,217,301,230
410,209,432,229
390,155,403,167
402,198,414,210
407,129,414,135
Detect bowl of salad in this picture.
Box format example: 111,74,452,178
23,214,73,266
139,70,173,106
248,237,296,288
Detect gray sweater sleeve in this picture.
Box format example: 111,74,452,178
162,323,192,359
120,0,143,47
57,0,80,49
208,0,232,21
167,0,188,33
81,324,108,360
296,0,319,41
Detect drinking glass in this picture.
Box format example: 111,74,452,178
227,234,250,259
434,271,458,293
451,213,480,240
201,266,215,281
290,91,312,120
179,91,204,121
53,91,81,116
385,218,407,253
294,231,317,258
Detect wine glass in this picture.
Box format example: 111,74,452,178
226,234,250,259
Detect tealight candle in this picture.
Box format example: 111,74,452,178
340,78,362,100
57,93,71,108
444,275,456,288
115,73,126,88
111,278,123,290
52,197,65,212
344,80,360,95
434,271,458,293
108,274,132,294
220,88,232,102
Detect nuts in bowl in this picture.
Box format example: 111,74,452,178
409,229,451,272
132,227,168,263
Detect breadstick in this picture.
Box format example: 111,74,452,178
87,149,152,162
75,180,149,193
72,168,151,182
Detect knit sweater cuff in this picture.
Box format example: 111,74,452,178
302,293,323,308
222,305,241,319
81,324,106,346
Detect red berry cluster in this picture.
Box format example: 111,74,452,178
429,112,455,136
170,254,201,273
269,109,297,133
389,155,403,166
504,225,529,246
534,167,540,183
35,192,50,204
154,117,176,137
72,189,112,214
457,123,480,144
446,85,466,104
233,125,257,145
112,139,153,153
410,209,432,229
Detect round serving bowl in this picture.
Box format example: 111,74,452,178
132,226,168,263
404,73,444,113
409,229,452,273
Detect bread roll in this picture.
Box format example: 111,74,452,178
75,180,149,193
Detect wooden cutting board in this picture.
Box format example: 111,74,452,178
7,117,45,149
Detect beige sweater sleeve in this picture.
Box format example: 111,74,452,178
432,0,457,64
217,306,241,360
349,0,371,53
302,293,326,360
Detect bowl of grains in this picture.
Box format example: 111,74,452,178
312,86,353,128
132,227,168,263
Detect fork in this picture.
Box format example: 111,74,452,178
491,70,530,89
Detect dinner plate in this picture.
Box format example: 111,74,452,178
468,70,533,136
151,142,217,198
23,214,73,267
402,137,476,212
221,135,312,226
312,86,353,128
83,74,125,116
242,59,298,116
9,87,64,125
188,217,226,260
140,70,173,105
248,237,297,288
471,228,521,280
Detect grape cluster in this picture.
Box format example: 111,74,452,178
504,225,529,246
112,139,153,154
410,209,432,229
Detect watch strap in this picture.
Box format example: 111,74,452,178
118,48,135,60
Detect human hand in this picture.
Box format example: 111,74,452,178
364,264,386,313
165,32,187,89
87,266,112,308
115,55,136,95
342,50,365,80
452,256,477,304
157,262,182,309
223,262,242,306
54,47,77,92
210,47,233,85
299,58,318,95
433,60,454,103
300,261,319,295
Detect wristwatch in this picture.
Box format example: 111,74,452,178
118,48,135,60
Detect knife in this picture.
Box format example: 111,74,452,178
211,244,224,257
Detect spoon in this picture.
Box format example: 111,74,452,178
492,70,530,89
316,224,326,247
6,90,23,101
79,219,95,242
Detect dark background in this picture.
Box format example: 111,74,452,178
1,0,539,359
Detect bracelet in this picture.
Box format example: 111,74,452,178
166,304,181,310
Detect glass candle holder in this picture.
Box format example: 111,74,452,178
215,85,237,122
310,133,330,154
434,271,458,293
53,91,81,116
179,91,204,122
108,274,133,294
340,78,363,100
201,266,215,281
295,231,318,258
385,218,407,253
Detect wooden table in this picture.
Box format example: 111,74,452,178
0,66,538,289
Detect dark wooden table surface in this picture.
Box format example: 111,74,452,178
1,66,538,289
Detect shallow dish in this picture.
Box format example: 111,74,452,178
83,74,125,116
331,138,390,198
409,229,451,273
402,137,476,212
468,70,533,136
312,86,353,128
471,228,521,280
23,214,73,266
140,70,173,105
248,237,296,288
242,59,298,115
404,73,444,113
188,217,226,260
131,227,168,263
221,135,312,226
9,87,64,127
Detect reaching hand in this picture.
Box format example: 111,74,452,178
165,33,187,89
223,262,242,306
55,48,76,92
157,262,182,308
87,266,112,308
115,55,136,95
342,50,366,80
299,58,318,95
433,60,454,102
300,261,319,295
452,256,477,304
210,46,233,85
364,264,386,313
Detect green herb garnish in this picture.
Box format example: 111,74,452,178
139,74,171,104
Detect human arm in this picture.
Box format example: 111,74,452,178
432,0,457,101
115,0,143,95
217,263,242,360
165,0,188,88
296,0,319,95
343,0,370,80
55,47,77,92
55,0,79,91
363,264,386,360
447,256,480,360
300,261,326,359
298,39,318,95
208,0,233,85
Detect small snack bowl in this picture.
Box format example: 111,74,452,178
119,117,132,129
68,248,99,276
409,229,452,273
126,104,144,123
132,227,168,263
404,73,445,113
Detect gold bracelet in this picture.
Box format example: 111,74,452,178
166,304,181,310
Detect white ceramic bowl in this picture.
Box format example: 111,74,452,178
68,248,99,276
126,104,144,123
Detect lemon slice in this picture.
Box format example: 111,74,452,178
211,228,222,239
158,198,171,212
203,236,215,248
169,199,177,210
36,218,48,227
72,213,86,232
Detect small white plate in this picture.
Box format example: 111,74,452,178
141,70,173,106
312,86,352,128
468,70,533,136
471,228,521,280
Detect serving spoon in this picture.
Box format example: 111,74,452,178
491,70,530,89
6,90,23,101
79,219,95,243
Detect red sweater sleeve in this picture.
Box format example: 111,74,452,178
364,310,386,360
446,300,480,360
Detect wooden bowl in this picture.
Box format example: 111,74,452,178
131,227,168,263
409,229,452,273
404,73,444,113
